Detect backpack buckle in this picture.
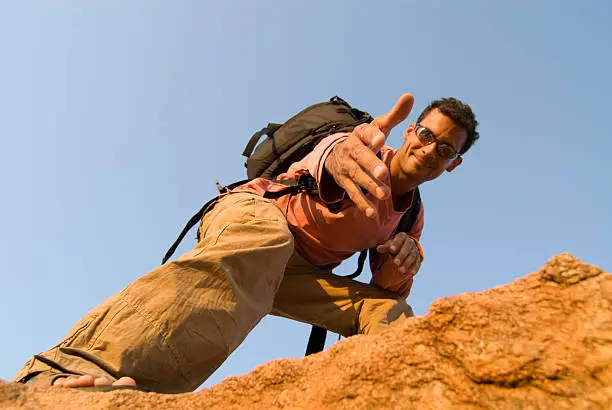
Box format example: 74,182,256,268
298,174,318,194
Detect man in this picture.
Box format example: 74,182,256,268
11,93,479,393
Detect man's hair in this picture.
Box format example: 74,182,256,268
417,97,479,155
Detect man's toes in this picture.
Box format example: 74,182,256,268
112,377,136,387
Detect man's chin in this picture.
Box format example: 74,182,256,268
399,164,427,184
410,154,431,169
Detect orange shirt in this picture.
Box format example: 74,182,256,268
232,133,424,298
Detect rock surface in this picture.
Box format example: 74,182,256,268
2,253,611,409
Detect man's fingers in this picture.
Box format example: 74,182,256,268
388,233,407,254
352,123,388,155
341,177,377,218
393,237,409,260
330,133,390,206
376,242,390,253
53,378,67,387
346,131,390,193
395,241,418,267
349,155,390,199
371,93,415,136
69,375,95,388
339,157,396,216
323,94,413,218
113,377,137,387
94,377,112,386
377,234,422,274
396,243,418,275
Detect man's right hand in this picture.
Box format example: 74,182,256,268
323,93,415,218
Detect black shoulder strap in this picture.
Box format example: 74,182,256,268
161,197,217,265
305,325,328,356
161,179,252,265
163,175,322,265
396,187,421,233
343,249,368,280
305,187,422,356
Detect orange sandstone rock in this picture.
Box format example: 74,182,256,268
2,254,610,409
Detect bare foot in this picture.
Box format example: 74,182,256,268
52,375,137,388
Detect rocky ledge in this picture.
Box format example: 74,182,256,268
2,253,610,409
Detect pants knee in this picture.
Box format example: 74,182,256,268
359,297,414,335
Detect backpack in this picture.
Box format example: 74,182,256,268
162,96,422,355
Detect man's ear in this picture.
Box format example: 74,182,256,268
446,156,463,172
402,124,415,140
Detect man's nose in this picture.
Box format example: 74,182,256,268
419,143,443,167
422,142,437,157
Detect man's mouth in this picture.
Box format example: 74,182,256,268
409,150,429,169
406,145,431,169
413,155,426,167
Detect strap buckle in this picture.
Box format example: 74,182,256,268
298,174,318,194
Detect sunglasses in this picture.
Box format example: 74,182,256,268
414,123,461,160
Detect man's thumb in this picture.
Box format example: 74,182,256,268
371,93,415,136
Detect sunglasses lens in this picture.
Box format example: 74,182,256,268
418,129,435,145
438,144,457,159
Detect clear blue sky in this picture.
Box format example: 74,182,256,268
1,2,610,389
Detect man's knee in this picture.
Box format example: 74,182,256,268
386,299,415,325
359,297,414,335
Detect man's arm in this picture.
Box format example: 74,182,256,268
323,94,414,218
370,204,424,299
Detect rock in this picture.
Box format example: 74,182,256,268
2,253,610,409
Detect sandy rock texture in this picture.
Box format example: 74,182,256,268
2,253,610,409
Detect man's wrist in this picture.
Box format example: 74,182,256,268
317,135,349,203
318,169,346,203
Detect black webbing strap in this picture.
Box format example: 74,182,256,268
161,198,217,265
242,123,282,158
161,179,251,265
163,175,321,265
263,174,319,200
305,249,367,356
344,249,368,279
305,325,328,356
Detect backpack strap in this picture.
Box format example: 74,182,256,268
304,248,367,356
263,174,319,200
161,179,252,265
305,325,328,356
163,174,323,265
343,249,369,280
397,187,421,233
304,249,366,356
304,187,422,356
242,123,283,159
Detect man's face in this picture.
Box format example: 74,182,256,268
395,108,468,184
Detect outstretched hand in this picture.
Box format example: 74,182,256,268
324,93,414,217
376,232,422,275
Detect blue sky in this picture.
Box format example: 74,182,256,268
1,1,610,389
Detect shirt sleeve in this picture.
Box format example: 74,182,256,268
369,202,425,299
280,132,349,203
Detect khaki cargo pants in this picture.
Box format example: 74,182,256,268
14,192,414,393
